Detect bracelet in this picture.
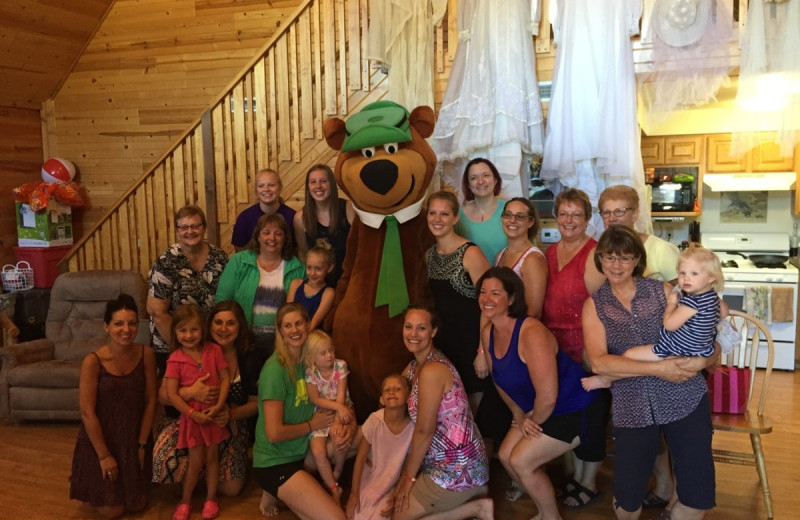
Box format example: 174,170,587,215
99,452,111,461
330,482,339,491
405,474,416,483
138,443,147,450
187,408,194,417
307,421,312,433
476,347,484,354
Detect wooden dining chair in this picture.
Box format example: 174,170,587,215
711,309,775,519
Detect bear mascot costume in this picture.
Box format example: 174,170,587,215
323,101,435,419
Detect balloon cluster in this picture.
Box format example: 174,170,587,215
12,158,84,212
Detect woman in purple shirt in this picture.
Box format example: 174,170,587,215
583,226,718,520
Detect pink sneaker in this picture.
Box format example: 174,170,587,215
201,500,219,520
173,503,191,520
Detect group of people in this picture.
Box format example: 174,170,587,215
69,158,723,520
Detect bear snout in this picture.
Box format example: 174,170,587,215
359,159,398,195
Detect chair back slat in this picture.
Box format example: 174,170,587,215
722,310,774,416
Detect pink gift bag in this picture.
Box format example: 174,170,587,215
706,367,751,414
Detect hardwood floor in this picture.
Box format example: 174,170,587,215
2,371,797,519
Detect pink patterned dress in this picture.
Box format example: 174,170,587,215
164,342,230,448
305,359,352,437
406,349,488,491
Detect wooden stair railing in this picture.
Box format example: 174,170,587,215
59,0,386,279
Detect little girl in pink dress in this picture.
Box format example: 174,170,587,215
165,304,230,520
346,374,414,520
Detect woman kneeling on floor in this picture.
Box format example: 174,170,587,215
253,302,359,519
478,267,608,519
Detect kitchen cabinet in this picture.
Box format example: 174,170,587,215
706,133,794,173
641,135,703,166
641,134,703,217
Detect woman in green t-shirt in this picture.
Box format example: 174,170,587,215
252,302,346,519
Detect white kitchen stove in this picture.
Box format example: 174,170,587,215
701,232,798,370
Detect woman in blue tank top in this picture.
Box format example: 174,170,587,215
476,267,608,519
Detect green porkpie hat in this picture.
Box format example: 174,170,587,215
341,101,412,152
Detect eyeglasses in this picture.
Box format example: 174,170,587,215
600,208,633,218
598,253,637,265
501,212,533,222
176,224,204,232
557,212,585,220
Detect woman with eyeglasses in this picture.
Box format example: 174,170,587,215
454,158,508,265
484,197,549,502
425,191,490,413
583,225,716,520
147,205,229,375
540,188,606,509
599,185,680,511
599,185,680,285
495,198,547,318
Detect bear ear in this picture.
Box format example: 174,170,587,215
323,117,347,151
409,106,436,139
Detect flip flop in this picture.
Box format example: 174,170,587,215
562,481,603,510
504,479,525,501
642,490,670,509
555,478,580,499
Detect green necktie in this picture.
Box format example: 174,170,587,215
375,215,409,317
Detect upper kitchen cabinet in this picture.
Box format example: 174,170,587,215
706,133,795,173
641,135,703,166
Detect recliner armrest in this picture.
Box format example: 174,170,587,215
0,339,56,370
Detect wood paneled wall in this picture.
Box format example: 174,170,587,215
44,0,302,233
0,108,44,266
0,0,114,110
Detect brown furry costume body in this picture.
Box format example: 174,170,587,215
323,104,436,419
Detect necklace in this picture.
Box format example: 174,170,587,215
470,198,496,222
557,238,586,268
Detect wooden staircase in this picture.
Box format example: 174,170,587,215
59,0,387,279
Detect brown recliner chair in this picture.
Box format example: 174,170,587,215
0,270,150,421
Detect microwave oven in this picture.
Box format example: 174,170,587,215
646,166,698,212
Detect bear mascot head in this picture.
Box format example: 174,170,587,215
323,101,436,419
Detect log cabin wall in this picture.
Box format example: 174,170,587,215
43,0,303,236
0,108,43,266
57,0,381,276
51,0,745,279
0,0,114,267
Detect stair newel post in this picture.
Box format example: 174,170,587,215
201,109,219,248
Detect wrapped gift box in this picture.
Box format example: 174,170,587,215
15,201,73,247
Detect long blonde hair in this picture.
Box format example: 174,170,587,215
303,329,334,373
274,302,311,381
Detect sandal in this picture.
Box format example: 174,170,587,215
642,490,669,509
201,500,219,520
556,478,580,499
173,503,191,520
652,510,672,520
504,479,525,501
562,481,603,510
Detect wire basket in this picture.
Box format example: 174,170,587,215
1,261,34,292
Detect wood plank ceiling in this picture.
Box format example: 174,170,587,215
0,0,114,109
